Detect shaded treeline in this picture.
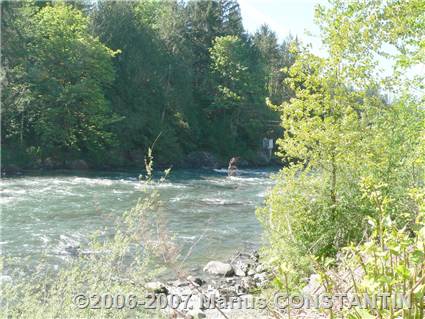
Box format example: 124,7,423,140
1,0,298,168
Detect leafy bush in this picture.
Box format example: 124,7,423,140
339,184,425,319
257,0,425,284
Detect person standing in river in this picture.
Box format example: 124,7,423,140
228,157,239,176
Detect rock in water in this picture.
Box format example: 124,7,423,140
203,261,234,277
64,245,80,257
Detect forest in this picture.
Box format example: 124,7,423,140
1,0,297,169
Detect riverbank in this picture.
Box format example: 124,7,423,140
1,150,283,176
147,250,332,319
146,250,273,319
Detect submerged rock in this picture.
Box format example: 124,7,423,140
203,261,234,277
64,245,80,257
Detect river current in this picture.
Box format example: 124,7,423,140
1,168,276,272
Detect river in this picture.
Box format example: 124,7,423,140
1,168,276,273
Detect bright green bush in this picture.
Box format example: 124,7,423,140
258,73,424,280
257,0,425,285
340,184,425,319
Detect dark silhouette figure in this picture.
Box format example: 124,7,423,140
228,157,239,176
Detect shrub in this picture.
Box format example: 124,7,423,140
339,184,425,319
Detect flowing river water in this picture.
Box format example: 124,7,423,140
1,168,276,273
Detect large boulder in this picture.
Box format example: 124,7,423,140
203,261,234,277
185,151,220,169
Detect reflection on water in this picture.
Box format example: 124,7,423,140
1,167,277,271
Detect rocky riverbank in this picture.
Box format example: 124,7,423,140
144,250,364,319
145,250,274,319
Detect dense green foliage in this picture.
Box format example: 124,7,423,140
258,1,425,316
2,2,118,167
1,0,296,169
341,185,425,318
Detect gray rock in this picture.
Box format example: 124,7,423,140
233,260,249,277
253,273,269,287
254,151,270,166
234,267,246,277
250,251,260,262
255,264,265,273
145,281,168,294
203,261,234,277
240,276,255,291
247,269,255,276
168,286,192,298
